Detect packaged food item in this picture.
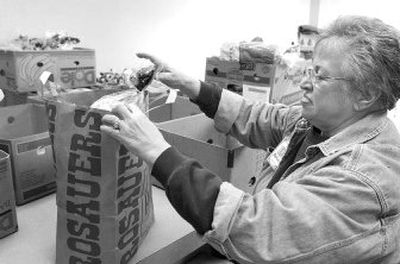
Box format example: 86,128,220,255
239,41,276,64
90,89,148,112
7,33,80,51
97,64,157,92
134,65,157,91
220,42,240,61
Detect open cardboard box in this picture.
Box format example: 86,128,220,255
148,95,201,123
155,114,265,193
0,103,55,205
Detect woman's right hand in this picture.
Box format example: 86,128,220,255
136,53,201,100
101,103,171,167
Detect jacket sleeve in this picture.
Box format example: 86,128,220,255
151,146,222,234
193,82,302,150
203,166,383,263
213,88,302,150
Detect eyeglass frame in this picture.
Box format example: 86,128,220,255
303,67,353,85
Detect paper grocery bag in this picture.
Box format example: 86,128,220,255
0,150,18,239
47,89,154,264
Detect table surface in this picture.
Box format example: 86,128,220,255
0,187,204,264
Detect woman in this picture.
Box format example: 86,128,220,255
101,16,400,263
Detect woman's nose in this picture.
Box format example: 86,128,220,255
300,77,313,91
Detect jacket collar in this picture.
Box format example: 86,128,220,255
315,111,389,156
295,111,389,156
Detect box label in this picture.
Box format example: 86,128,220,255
60,66,96,87
17,137,51,153
243,84,270,103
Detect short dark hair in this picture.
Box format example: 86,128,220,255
317,15,400,110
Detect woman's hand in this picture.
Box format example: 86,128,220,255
136,53,201,100
100,103,171,167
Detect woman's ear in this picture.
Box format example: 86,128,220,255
353,86,382,111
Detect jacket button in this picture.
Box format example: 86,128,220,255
248,177,256,186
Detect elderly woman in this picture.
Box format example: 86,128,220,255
101,16,400,263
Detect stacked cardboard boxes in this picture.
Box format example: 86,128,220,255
0,48,96,205
205,57,274,103
0,103,55,205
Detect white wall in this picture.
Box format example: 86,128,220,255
0,0,310,80
319,0,400,28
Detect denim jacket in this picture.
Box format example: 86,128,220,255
203,89,400,264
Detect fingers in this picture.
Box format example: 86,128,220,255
136,53,170,72
111,103,137,120
102,114,120,127
136,52,159,65
100,123,120,137
124,103,138,113
101,114,124,139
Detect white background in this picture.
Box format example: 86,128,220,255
0,0,309,79
0,0,399,125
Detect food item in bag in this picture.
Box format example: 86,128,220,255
134,65,157,91
96,65,157,91
239,41,277,64
90,89,148,112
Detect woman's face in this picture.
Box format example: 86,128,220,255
300,42,357,134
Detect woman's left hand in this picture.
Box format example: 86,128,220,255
100,103,171,166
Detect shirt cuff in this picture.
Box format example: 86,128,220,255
190,81,223,118
151,146,187,187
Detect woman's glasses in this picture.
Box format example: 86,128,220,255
304,67,352,85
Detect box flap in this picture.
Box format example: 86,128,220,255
156,114,243,150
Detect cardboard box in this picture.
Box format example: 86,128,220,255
148,95,201,188
241,62,274,103
270,60,308,105
205,57,274,102
0,48,96,93
204,57,243,94
0,89,34,107
149,95,201,123
0,150,18,238
156,114,266,193
0,103,55,205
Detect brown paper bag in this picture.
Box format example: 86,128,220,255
0,150,18,239
47,89,154,264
